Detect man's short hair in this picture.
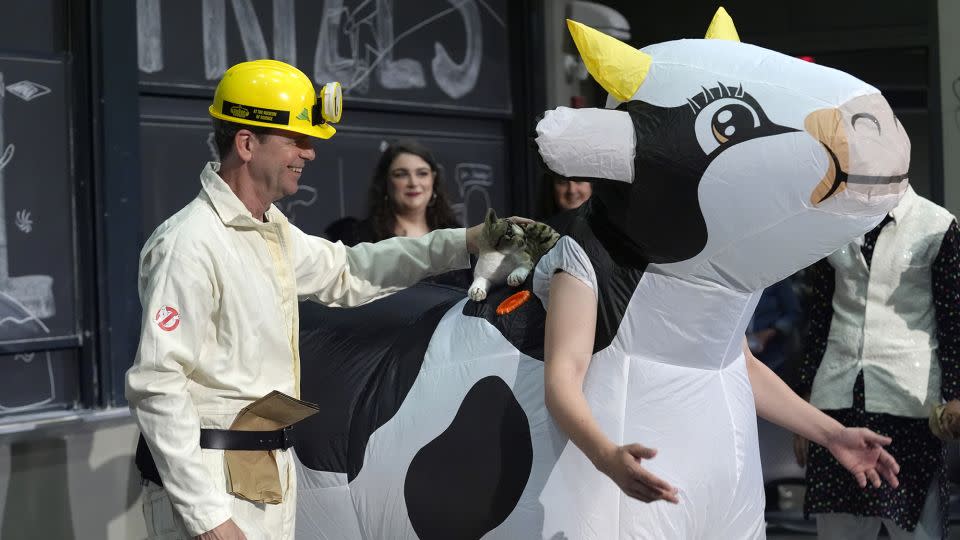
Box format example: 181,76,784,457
212,119,272,160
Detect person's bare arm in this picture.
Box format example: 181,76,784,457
544,271,678,503
743,340,899,488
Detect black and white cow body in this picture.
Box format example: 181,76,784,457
294,17,911,540
294,206,646,540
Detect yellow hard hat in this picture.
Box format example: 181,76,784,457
208,59,342,139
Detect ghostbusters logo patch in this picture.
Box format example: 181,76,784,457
155,306,181,332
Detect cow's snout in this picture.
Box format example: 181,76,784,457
804,93,910,205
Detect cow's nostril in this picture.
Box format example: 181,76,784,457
851,112,881,135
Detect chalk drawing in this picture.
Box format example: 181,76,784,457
135,0,494,100
277,185,319,223
137,0,163,73
0,71,56,342
14,210,31,234
450,162,492,226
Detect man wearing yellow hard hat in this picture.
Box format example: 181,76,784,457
126,59,488,540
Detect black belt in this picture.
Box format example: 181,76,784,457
199,426,296,451
136,427,296,486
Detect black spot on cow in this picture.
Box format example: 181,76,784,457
405,376,532,540
295,283,463,478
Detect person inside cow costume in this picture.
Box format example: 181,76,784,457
293,8,909,539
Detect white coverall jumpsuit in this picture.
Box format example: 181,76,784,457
126,162,470,539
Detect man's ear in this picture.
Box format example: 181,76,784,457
234,129,258,162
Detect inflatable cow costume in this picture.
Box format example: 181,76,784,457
293,9,910,539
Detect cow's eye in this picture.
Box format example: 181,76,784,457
694,98,760,155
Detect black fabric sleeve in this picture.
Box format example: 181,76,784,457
323,216,364,246
793,258,835,397
933,220,960,401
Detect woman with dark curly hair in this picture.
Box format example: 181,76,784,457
325,139,471,288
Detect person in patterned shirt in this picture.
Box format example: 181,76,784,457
792,186,960,539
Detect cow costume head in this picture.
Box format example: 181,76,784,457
537,10,908,289
294,9,911,540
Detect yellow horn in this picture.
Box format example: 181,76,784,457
567,19,652,102
704,7,740,41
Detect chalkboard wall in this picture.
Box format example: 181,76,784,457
138,0,514,242
0,56,77,351
140,98,509,239
0,0,530,416
0,0,87,418
137,0,511,114
0,350,79,414
0,1,65,55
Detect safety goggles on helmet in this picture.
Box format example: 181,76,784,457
313,82,342,126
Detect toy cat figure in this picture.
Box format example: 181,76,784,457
468,209,559,302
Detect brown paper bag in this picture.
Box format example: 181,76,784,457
224,391,319,504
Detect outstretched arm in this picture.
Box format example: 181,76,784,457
290,222,482,307
544,271,678,503
744,340,899,488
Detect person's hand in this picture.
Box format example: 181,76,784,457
824,427,900,489
195,518,246,540
941,400,960,438
930,399,960,440
793,433,809,467
596,443,680,504
465,223,483,255
505,216,534,225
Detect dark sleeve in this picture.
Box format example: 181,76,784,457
323,217,364,247
424,268,473,290
934,220,960,401
792,258,835,397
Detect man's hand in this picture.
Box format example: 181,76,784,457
465,216,534,254
824,427,900,489
596,443,680,504
466,223,484,255
930,399,960,440
196,518,246,540
506,216,534,225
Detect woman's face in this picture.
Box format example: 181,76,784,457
553,178,592,210
388,152,436,215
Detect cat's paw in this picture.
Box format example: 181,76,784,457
507,268,530,286
468,286,488,302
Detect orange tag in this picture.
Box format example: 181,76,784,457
496,290,531,316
